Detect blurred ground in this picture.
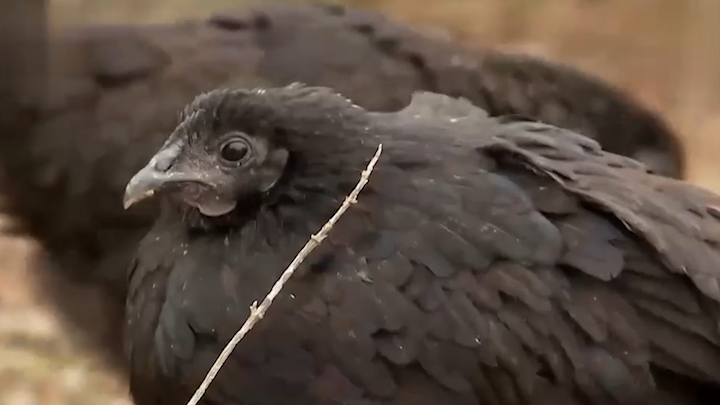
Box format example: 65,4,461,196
0,214,132,405
1,0,719,404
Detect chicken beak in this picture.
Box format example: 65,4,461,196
123,163,167,209
124,154,217,209
123,139,197,209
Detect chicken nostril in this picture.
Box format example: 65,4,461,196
152,142,182,172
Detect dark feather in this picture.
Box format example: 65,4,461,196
124,85,717,405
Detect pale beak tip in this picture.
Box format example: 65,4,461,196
123,189,155,210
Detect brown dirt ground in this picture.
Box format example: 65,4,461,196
0,216,133,405
1,0,718,404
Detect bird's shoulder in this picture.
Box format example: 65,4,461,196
313,113,720,402
309,108,720,402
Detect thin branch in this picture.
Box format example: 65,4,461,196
185,143,384,405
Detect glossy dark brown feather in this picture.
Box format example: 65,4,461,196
125,87,718,405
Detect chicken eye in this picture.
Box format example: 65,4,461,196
220,140,249,162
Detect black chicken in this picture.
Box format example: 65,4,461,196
123,84,718,405
0,1,684,372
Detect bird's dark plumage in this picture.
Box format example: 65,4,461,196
124,85,718,405
0,2,684,372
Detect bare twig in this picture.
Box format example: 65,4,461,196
185,144,384,405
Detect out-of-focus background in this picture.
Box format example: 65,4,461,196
1,0,718,404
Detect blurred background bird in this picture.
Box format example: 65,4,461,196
0,0,719,404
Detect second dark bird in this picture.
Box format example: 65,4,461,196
123,84,720,405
